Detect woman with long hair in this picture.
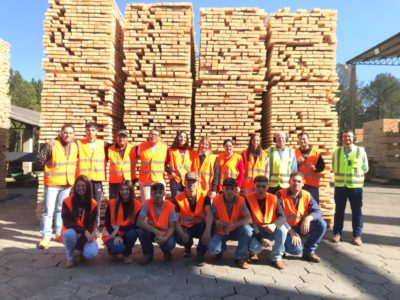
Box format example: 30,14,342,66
216,139,244,193
242,134,268,195
166,130,196,201
62,175,98,268
101,180,147,264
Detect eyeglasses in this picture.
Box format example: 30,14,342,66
255,184,268,189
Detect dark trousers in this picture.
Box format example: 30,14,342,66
303,184,320,205
175,222,208,257
333,186,364,237
91,181,103,230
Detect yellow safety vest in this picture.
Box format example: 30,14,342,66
333,146,365,188
267,146,294,188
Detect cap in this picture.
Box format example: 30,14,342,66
185,172,198,181
117,129,128,137
223,177,237,187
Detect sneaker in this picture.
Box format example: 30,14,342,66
123,256,132,264
272,259,285,270
236,259,249,269
302,252,321,263
37,238,51,250
213,252,223,261
66,260,74,268
196,255,205,267
183,247,192,258
330,234,341,243
249,253,259,261
164,252,172,262
352,236,363,246
140,255,153,265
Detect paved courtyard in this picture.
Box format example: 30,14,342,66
0,184,399,299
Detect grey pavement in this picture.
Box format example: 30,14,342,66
0,184,399,299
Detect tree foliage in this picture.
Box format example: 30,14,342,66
8,69,42,111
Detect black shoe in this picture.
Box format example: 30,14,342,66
140,255,153,265
196,255,205,266
183,247,192,258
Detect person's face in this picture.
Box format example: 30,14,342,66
61,127,74,144
177,132,187,147
275,132,286,148
342,132,354,147
75,180,87,196
255,181,268,198
298,134,309,149
148,130,160,145
223,185,236,200
251,135,260,149
224,142,234,155
85,126,97,140
151,188,165,206
185,179,197,196
116,134,128,148
119,185,131,202
289,175,304,193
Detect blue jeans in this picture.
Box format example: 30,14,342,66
63,229,98,261
40,186,71,239
284,218,327,255
333,186,363,237
170,179,184,201
208,225,253,259
303,185,320,205
248,226,288,261
140,230,176,256
175,222,208,257
105,228,145,257
91,181,103,230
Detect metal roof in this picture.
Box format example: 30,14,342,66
10,105,40,127
346,32,400,65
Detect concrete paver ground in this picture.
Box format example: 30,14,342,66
0,184,399,299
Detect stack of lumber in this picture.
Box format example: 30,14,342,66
363,119,400,180
355,128,364,144
123,3,195,146
37,0,125,216
194,8,267,150
264,8,339,225
0,39,11,200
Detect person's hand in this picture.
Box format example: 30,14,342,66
300,217,312,235
113,236,123,246
223,223,236,234
201,230,211,245
112,225,120,231
290,229,302,247
179,231,190,243
237,187,241,194
46,138,56,148
297,157,305,165
215,220,225,230
155,235,167,246
262,238,272,248
210,191,217,199
153,229,162,237
171,171,178,180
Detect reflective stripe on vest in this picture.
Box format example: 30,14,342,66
108,144,135,184
138,141,167,184
333,146,365,188
246,192,277,227
268,146,294,188
192,154,216,194
146,198,175,235
242,149,267,189
168,148,196,184
77,139,106,181
175,189,207,228
280,189,310,226
61,196,97,234
44,140,78,186
295,147,322,187
216,153,241,192
213,194,245,235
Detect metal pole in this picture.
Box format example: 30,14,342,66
349,64,356,131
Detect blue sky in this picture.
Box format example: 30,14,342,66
0,0,399,85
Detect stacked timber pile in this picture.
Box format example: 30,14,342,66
264,8,339,225
123,3,195,146
355,128,364,145
0,39,11,200
194,8,267,150
363,119,400,180
37,0,125,216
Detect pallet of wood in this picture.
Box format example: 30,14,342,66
194,8,267,151
0,39,11,200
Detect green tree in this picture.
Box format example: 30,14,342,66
8,69,41,111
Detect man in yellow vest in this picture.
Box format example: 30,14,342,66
207,178,253,269
295,131,325,204
36,124,78,249
135,127,168,202
266,131,297,195
278,172,326,263
174,172,212,266
247,176,288,269
332,130,368,246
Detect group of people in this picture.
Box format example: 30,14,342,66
36,123,368,269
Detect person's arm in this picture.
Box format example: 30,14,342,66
103,205,114,234
273,198,287,230
314,152,325,173
137,203,162,236
85,204,98,234
61,202,86,234
291,151,298,173
165,149,173,175
225,202,251,233
236,159,245,188
36,143,52,167
211,160,220,193
307,194,322,221
130,145,138,181
362,148,369,174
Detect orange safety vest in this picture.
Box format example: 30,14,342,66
61,195,97,234
242,149,268,189
108,144,136,184
295,147,322,187
168,148,196,183
77,139,106,181
101,198,143,243
216,153,242,192
44,140,78,186
280,189,310,227
145,198,175,235
138,141,167,184
192,154,216,194
175,189,208,228
213,194,245,235
246,192,277,228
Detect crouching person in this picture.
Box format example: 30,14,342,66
247,176,288,269
102,180,146,264
174,172,212,266
137,183,176,264
62,175,99,268
208,178,253,269
279,172,327,263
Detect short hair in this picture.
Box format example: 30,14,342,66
61,123,74,132
85,122,98,130
151,182,165,192
341,129,354,137
290,172,305,180
223,139,235,146
297,131,309,138
254,175,269,184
